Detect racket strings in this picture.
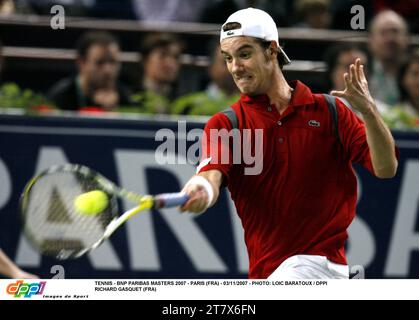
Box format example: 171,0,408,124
22,170,117,259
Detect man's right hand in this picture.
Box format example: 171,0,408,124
180,170,223,214
180,183,210,214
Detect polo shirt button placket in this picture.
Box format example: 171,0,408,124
277,119,284,143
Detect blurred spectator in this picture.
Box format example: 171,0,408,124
132,0,207,22
324,42,389,115
382,49,419,129
172,41,239,115
293,0,332,29
394,50,419,117
372,0,419,34
325,43,369,92
133,33,183,114
0,0,33,15
0,248,38,279
48,31,133,111
0,0,14,15
368,10,409,106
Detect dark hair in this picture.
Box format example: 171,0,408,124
397,49,419,103
140,33,184,61
257,39,288,70
368,10,409,35
76,31,119,59
218,36,288,69
324,42,370,91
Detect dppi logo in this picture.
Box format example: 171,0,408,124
6,280,46,298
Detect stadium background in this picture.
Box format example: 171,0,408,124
0,1,418,279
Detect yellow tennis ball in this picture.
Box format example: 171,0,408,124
74,190,109,215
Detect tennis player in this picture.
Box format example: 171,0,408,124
180,8,399,279
0,248,38,278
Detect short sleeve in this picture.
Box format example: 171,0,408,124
197,112,235,184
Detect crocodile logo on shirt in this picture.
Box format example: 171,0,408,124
308,120,320,127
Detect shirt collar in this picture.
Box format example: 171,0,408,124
240,80,315,109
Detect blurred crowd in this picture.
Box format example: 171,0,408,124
0,0,418,129
2,0,419,32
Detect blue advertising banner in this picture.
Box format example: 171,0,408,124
0,114,418,279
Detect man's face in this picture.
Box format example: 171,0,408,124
209,45,237,95
78,43,121,90
332,50,368,91
369,14,408,63
144,43,181,83
221,36,275,96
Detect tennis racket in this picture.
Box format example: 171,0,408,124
19,164,189,260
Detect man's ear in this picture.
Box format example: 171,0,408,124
269,41,279,57
270,47,276,56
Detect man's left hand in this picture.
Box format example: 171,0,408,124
331,58,377,117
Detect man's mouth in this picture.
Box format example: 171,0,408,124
235,75,253,83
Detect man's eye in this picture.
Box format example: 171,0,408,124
224,56,232,62
240,52,251,59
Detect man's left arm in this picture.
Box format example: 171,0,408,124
331,58,398,178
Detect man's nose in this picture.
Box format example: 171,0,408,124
231,58,243,74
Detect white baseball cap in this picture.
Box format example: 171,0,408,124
220,7,291,64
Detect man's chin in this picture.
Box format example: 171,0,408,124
238,87,259,96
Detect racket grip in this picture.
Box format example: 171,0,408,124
154,192,189,209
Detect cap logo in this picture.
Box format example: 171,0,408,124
226,31,234,35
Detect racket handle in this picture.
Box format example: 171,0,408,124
154,192,189,209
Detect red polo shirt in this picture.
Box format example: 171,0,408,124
198,80,392,279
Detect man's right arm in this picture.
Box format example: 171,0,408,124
180,111,233,214
180,169,224,214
